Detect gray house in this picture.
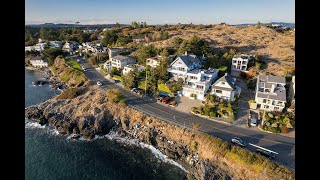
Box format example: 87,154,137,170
254,75,286,112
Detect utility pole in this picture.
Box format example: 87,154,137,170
145,70,147,97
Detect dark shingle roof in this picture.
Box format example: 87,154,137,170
174,54,201,67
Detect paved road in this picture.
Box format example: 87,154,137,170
74,56,295,170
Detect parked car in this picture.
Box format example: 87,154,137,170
77,59,80,62
249,110,258,126
231,137,246,147
82,66,87,71
250,118,257,126
162,96,174,104
97,81,102,86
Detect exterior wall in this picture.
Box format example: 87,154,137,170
211,88,234,101
255,96,285,112
111,57,136,68
182,88,205,100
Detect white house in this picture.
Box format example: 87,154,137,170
146,56,161,67
34,43,47,51
167,52,202,81
211,73,241,102
25,46,35,52
255,75,286,112
49,41,63,48
182,68,219,100
29,56,48,68
231,54,252,72
111,55,136,69
122,64,145,75
62,41,79,53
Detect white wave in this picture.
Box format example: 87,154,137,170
47,128,60,136
102,131,189,173
25,121,46,129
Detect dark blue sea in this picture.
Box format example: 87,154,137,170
25,69,186,180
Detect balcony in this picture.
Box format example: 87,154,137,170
183,84,204,90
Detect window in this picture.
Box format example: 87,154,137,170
196,85,203,89
233,60,237,64
274,107,279,111
216,90,222,94
265,89,270,93
263,99,266,103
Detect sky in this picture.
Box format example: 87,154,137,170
25,0,295,25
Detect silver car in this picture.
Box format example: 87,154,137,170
231,137,246,147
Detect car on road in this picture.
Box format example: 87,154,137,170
97,81,102,86
256,148,276,159
231,137,246,147
131,88,138,92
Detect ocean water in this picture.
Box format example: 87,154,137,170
25,69,186,180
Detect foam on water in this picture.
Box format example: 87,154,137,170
25,120,188,173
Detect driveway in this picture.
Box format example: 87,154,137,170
233,78,255,127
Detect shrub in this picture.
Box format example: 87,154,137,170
190,141,198,151
209,111,216,117
119,99,127,107
280,125,289,133
247,79,256,90
192,123,201,131
191,107,197,112
106,89,123,103
190,93,196,98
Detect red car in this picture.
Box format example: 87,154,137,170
162,96,174,104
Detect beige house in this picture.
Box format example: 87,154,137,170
211,73,241,102
111,55,136,69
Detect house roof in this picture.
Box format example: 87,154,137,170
211,73,236,90
112,55,133,61
259,75,286,84
257,75,287,101
171,54,201,67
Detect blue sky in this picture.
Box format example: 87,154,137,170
25,0,295,25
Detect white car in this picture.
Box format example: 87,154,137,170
250,118,257,126
231,137,246,147
97,81,102,86
77,59,80,62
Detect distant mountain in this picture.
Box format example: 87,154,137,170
25,23,119,29
234,22,295,28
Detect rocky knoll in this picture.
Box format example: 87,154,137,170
25,86,294,180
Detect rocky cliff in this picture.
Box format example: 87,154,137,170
25,86,294,180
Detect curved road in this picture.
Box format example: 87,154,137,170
73,56,295,170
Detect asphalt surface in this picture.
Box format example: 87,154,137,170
73,56,295,170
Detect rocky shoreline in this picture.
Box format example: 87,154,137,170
25,86,234,180
25,66,67,91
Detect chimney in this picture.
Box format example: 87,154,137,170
185,51,188,55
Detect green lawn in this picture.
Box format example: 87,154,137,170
66,59,82,71
158,83,171,94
